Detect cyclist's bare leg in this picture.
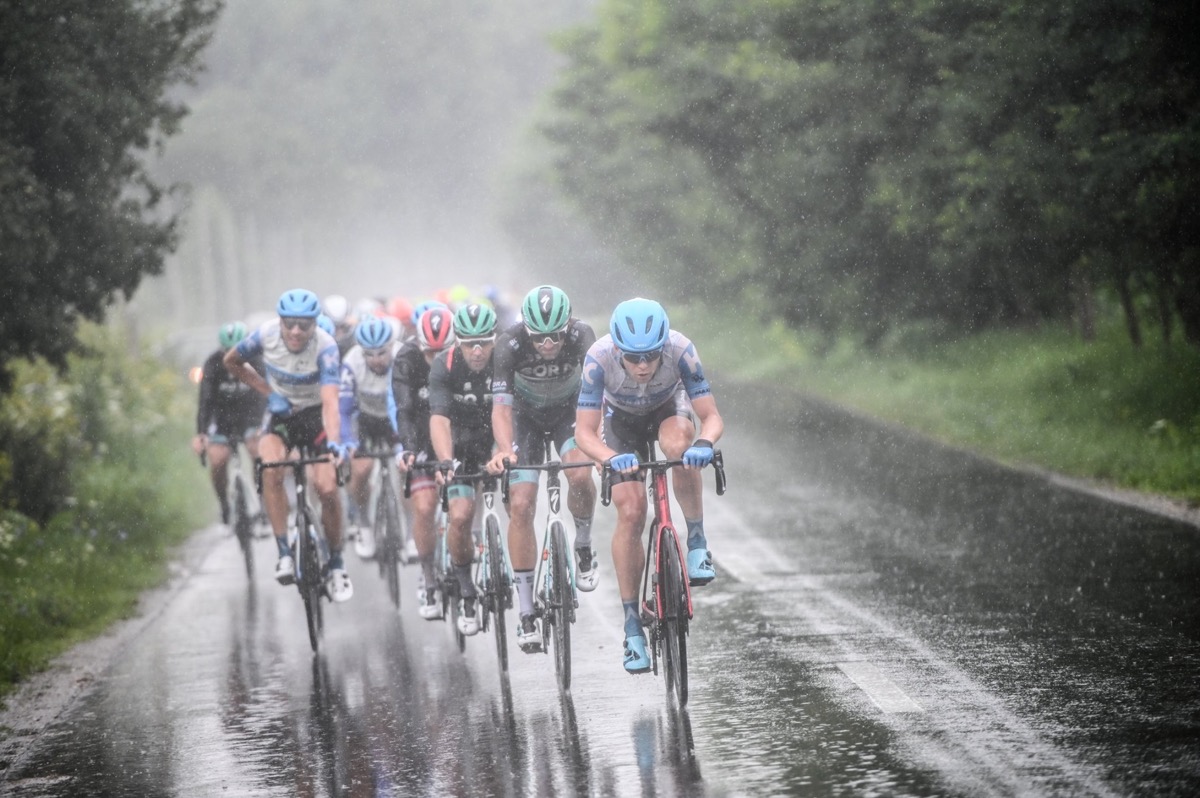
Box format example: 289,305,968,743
348,457,374,522
562,447,598,521
258,433,290,539
659,415,703,520
244,431,261,461
506,482,538,571
310,461,344,551
447,495,477,568
610,481,648,603
206,441,233,511
409,486,440,587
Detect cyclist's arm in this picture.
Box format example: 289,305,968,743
196,356,218,434
223,342,270,397
338,364,359,449
491,398,516,460
690,394,724,445
573,406,613,463
430,414,453,463
321,383,342,446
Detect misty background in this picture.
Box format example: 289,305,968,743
134,0,619,336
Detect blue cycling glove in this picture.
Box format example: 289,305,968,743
267,392,292,417
326,441,349,461
608,452,639,473
682,439,714,468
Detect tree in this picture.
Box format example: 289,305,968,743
0,0,220,390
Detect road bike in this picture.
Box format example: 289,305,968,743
353,448,411,610
601,445,726,706
200,437,262,580
455,471,513,672
504,452,595,691
404,461,462,650
256,450,344,653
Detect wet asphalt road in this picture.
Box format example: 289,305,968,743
3,385,1198,796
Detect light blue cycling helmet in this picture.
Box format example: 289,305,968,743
316,314,335,335
410,300,449,327
277,288,321,318
609,298,669,353
355,315,393,349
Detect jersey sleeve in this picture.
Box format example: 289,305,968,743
577,344,606,411
675,335,712,399
426,351,453,417
491,331,517,407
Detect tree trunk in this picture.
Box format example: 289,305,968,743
1116,275,1143,348
1070,260,1096,342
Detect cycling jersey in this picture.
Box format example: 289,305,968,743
428,345,494,472
236,319,340,411
196,348,265,437
493,318,596,415
577,330,712,415
388,341,435,457
339,341,399,449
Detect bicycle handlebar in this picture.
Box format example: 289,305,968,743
499,458,594,505
254,453,347,493
600,450,726,506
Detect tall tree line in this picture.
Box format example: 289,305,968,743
533,0,1200,349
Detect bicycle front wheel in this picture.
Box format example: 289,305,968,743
659,530,689,706
232,474,254,580
548,521,572,691
298,518,324,653
380,476,402,609
486,518,509,672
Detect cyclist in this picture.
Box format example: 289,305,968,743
428,302,499,637
224,288,354,602
389,305,456,619
386,296,416,342
322,293,356,356
488,285,598,653
192,322,265,525
340,315,401,559
574,297,724,673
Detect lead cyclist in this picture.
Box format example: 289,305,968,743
573,297,724,674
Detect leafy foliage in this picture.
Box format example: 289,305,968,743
0,0,220,390
533,0,1200,348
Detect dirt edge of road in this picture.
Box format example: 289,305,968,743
0,524,226,779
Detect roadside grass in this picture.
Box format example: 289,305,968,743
0,325,210,701
672,304,1200,504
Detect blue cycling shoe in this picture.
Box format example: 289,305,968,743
687,548,716,586
623,634,651,674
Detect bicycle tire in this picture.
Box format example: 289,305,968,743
486,518,508,673
660,529,688,706
298,514,323,653
232,474,254,580
549,520,572,691
380,476,402,609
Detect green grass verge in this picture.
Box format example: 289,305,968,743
0,331,210,701
672,304,1200,504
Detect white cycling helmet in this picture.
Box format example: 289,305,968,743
322,294,350,325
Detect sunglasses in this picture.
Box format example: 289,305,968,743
526,328,564,346
363,347,392,359
281,318,315,332
459,335,496,350
621,348,662,365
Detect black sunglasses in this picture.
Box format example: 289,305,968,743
621,349,662,365
281,318,315,332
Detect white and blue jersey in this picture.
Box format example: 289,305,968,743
236,319,340,411
577,330,712,416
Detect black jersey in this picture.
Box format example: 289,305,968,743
196,348,265,435
427,345,494,441
389,340,434,454
492,318,596,416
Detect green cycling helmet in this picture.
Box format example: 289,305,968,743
521,285,571,334
218,321,248,350
453,302,497,337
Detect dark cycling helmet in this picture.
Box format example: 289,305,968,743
609,297,669,353
522,285,571,334
410,299,449,327
277,288,321,319
453,302,497,338
355,315,393,349
218,321,248,350
418,307,455,351
316,314,335,336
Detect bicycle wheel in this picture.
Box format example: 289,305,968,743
486,518,509,673
548,521,572,691
380,477,402,609
659,530,689,706
232,474,254,579
298,515,323,653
